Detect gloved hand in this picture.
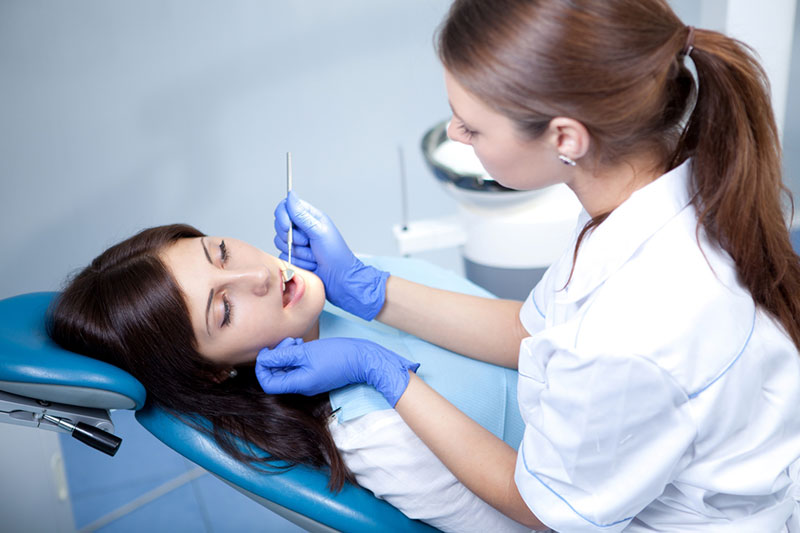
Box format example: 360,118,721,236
255,337,419,407
274,191,390,320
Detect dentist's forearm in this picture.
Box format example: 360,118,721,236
375,276,527,368
394,373,546,530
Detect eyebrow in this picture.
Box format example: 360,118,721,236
200,238,213,336
200,237,212,265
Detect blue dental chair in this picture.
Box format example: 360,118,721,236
1,256,496,532
0,290,438,532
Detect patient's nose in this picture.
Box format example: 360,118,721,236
227,265,269,296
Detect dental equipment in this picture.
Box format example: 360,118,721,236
398,146,409,232
391,120,582,300
283,151,295,282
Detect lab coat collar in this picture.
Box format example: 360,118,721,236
555,159,694,303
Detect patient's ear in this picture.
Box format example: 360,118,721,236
210,367,238,383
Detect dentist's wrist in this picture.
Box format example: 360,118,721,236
366,350,420,407
332,262,389,321
355,265,389,321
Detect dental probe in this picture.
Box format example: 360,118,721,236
283,152,295,282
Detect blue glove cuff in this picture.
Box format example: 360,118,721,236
368,357,420,407
336,263,390,321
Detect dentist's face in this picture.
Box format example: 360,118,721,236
444,69,561,191
160,236,325,366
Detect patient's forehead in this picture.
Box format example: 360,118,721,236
159,238,207,316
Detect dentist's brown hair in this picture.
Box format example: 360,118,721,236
438,0,800,350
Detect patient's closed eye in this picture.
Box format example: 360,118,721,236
221,296,233,327
219,240,231,265
215,240,234,328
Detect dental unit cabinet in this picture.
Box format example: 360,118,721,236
395,120,582,300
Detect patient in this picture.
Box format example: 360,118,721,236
48,224,528,533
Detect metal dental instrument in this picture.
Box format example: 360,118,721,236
398,145,409,232
283,152,295,283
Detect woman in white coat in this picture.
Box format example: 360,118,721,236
257,0,800,530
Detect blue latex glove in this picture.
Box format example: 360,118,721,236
255,337,420,407
274,191,390,320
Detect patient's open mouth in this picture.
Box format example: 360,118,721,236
282,274,304,308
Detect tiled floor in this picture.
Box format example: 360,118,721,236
59,409,305,533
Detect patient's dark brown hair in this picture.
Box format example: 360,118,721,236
47,224,353,490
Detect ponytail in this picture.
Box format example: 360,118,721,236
437,0,800,350
673,27,800,349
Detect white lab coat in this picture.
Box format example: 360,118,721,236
331,409,530,533
515,160,800,532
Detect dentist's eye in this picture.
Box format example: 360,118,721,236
221,296,233,327
458,121,477,139
219,240,230,264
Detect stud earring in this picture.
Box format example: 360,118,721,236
228,368,238,379
558,154,577,167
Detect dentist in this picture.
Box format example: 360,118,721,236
257,0,800,530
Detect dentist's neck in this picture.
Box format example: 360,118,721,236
568,152,663,217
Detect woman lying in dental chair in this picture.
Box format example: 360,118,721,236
47,224,528,533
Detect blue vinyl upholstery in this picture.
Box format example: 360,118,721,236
136,406,438,532
0,292,145,410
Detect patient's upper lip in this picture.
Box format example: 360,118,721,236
283,272,305,308
279,262,290,292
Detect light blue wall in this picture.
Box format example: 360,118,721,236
0,1,457,299
784,4,800,195
1,1,798,299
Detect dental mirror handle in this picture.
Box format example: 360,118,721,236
283,152,295,282
43,413,122,457
287,151,293,266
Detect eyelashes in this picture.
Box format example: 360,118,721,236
219,240,233,327
457,120,477,139
219,240,230,263
221,296,233,327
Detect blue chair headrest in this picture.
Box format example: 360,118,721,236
0,292,146,410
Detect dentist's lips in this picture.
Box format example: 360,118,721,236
282,272,305,308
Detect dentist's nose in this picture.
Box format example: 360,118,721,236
227,265,270,296
446,119,472,146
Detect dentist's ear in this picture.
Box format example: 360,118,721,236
548,117,591,162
